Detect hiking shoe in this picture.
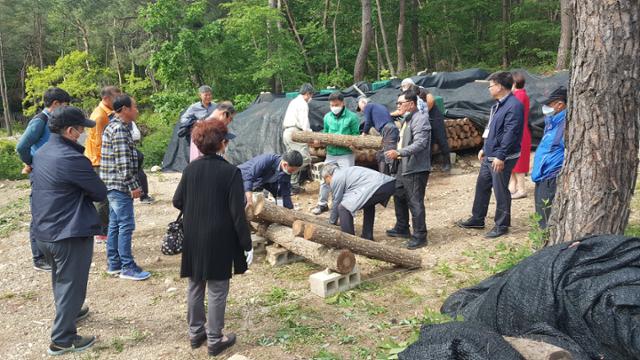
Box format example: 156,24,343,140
406,238,428,250
386,228,411,239
208,333,236,356
190,332,207,349
485,226,509,239
76,305,90,322
119,267,151,281
47,335,96,356
34,259,52,272
140,196,155,204
455,217,485,229
311,204,329,215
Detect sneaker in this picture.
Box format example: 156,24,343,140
95,235,107,244
106,266,122,275
34,259,52,272
406,238,427,250
455,217,485,229
140,196,155,204
76,305,90,322
119,267,151,281
311,204,329,215
385,228,411,239
47,335,96,356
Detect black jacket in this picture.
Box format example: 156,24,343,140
173,154,252,281
31,134,107,242
483,93,525,160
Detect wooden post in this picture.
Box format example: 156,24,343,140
503,337,573,360
252,195,338,229
291,130,382,149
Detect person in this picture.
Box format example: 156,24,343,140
395,78,427,114
179,85,216,125
190,102,237,162
509,72,531,198
323,163,395,240
456,71,525,238
129,121,154,204
84,86,122,242
311,91,360,215
358,96,399,174
384,89,432,249
100,94,150,280
282,83,314,193
418,88,451,172
16,87,71,271
238,151,303,210
31,106,107,356
531,87,567,229
172,119,251,357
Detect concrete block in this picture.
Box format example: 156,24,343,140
450,152,457,164
309,266,361,298
251,234,267,255
266,245,304,266
311,162,326,183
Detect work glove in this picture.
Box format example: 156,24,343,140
245,249,254,266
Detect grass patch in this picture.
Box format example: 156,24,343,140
434,261,454,279
312,349,342,360
0,292,16,300
258,304,326,349
0,196,29,237
625,224,640,238
262,286,292,306
0,139,26,180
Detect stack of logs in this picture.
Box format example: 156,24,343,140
247,195,422,274
439,118,483,153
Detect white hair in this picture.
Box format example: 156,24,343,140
401,78,415,86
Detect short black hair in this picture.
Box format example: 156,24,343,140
401,89,418,103
282,150,303,167
487,71,514,90
43,88,71,107
217,101,236,114
113,94,134,113
100,86,121,99
328,91,344,102
299,83,314,95
417,87,429,102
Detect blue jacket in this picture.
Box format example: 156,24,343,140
531,109,566,182
483,93,525,161
363,103,393,134
31,134,107,242
237,154,293,209
16,111,51,165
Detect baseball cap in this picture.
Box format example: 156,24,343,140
50,106,96,128
542,86,568,105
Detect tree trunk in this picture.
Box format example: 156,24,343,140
396,0,406,74
332,0,341,69
322,0,331,29
252,195,340,228
410,0,420,72
260,223,356,274
503,337,572,360
374,30,382,79
0,32,12,136
374,0,395,76
112,19,123,87
281,0,315,80
501,0,511,68
354,0,373,82
549,0,640,245
34,12,45,69
291,130,382,149
555,0,572,70
300,221,422,268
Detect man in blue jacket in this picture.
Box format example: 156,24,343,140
16,87,71,271
357,96,400,174
531,87,567,229
238,151,303,210
31,106,107,356
456,72,524,238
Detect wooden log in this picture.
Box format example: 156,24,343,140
300,221,422,268
261,223,356,274
503,337,573,360
253,195,338,229
291,130,382,150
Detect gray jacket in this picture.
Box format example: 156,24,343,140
398,110,431,175
329,166,395,223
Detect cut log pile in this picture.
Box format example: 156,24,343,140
438,118,483,153
249,195,422,270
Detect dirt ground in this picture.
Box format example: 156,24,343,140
0,154,578,359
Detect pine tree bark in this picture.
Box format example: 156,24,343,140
549,0,640,245
332,0,341,69
555,0,572,70
501,0,511,68
252,195,339,229
396,0,406,74
354,0,373,82
291,130,382,149
374,0,395,76
410,0,420,72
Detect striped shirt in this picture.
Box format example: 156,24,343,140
100,117,140,193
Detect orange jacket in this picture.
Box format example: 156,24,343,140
84,101,113,166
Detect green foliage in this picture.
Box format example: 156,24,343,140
0,195,29,239
316,68,354,89
122,71,152,107
0,140,25,180
312,349,342,360
233,94,256,113
625,224,640,238
136,112,173,167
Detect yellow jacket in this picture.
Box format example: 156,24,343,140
84,101,113,166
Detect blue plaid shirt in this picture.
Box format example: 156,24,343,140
100,117,140,193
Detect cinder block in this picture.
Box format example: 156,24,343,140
309,266,361,298
251,234,267,255
311,162,326,183
266,245,304,266
449,152,457,164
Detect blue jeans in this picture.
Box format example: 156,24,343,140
107,190,136,270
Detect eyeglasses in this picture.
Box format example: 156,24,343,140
487,83,498,89
396,100,412,105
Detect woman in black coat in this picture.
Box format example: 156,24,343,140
172,119,251,356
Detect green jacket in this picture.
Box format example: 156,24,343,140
323,108,360,156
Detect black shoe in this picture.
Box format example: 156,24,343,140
485,226,508,238
47,335,96,356
311,204,329,215
208,333,236,356
190,332,207,349
455,217,485,229
406,238,427,249
76,305,89,322
386,228,411,239
33,259,52,272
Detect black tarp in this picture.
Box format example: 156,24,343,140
400,235,640,360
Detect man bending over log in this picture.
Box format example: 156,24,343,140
238,151,303,210
322,163,396,241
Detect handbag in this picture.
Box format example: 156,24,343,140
161,212,183,255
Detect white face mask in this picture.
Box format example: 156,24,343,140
542,105,555,116
330,106,343,115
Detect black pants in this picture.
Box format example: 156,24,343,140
471,158,517,229
136,149,149,198
431,117,450,165
534,177,557,229
338,181,396,240
93,167,109,236
377,123,400,175
393,171,430,240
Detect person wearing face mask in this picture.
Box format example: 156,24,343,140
30,106,107,356
282,83,315,194
531,86,567,229
100,94,150,281
311,91,361,216
238,150,303,210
